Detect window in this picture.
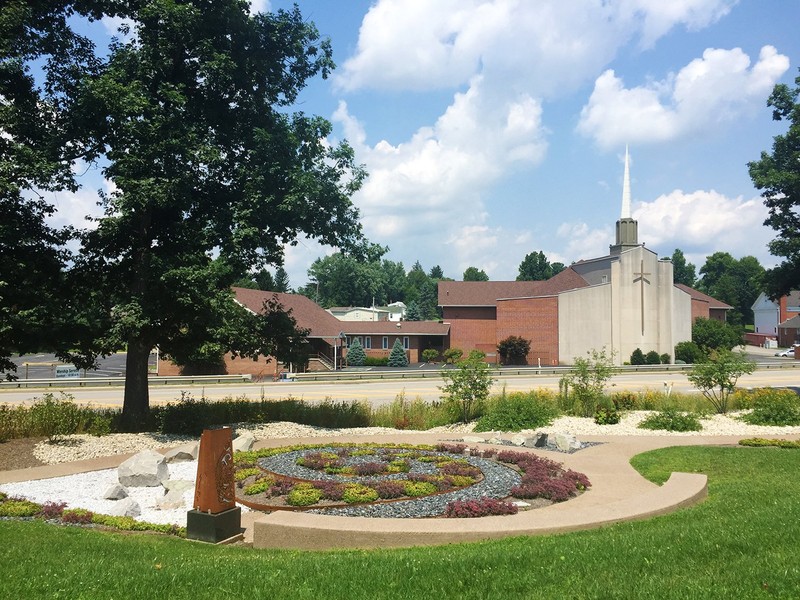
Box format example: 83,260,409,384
364,337,372,349
382,336,388,350
403,336,409,350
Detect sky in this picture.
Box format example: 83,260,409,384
52,0,800,290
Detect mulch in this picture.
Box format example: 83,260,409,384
0,438,47,472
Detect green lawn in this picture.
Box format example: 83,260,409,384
1,446,798,599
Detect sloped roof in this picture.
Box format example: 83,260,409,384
232,288,449,338
779,314,800,329
674,284,733,310
438,267,590,307
232,288,342,338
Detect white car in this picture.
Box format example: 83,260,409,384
775,346,800,357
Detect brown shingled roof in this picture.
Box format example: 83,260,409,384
341,321,450,336
674,284,733,310
438,267,589,307
232,288,342,338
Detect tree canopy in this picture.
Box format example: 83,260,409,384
748,68,800,299
670,249,697,287
463,266,489,281
516,251,564,281
2,2,365,428
696,252,764,326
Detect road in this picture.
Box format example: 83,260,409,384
1,368,798,408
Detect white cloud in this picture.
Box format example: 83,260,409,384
557,222,615,262
577,45,789,149
621,0,738,48
633,189,774,264
248,0,270,15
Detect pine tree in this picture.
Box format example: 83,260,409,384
405,301,423,321
388,338,409,367
346,337,367,366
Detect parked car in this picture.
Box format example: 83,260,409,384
775,345,800,357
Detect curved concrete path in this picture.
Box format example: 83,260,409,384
7,433,795,550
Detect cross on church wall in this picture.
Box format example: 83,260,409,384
632,259,651,335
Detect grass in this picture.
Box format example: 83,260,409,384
1,445,798,598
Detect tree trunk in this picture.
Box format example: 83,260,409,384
121,338,152,431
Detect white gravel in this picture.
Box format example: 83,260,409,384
3,415,799,528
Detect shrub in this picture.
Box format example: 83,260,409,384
27,392,96,442
39,501,67,519
342,483,379,504
474,389,558,432
740,388,800,426
443,348,464,364
645,351,661,365
421,349,439,364
444,497,518,518
154,391,208,435
639,408,702,432
353,462,386,476
511,477,579,502
611,391,638,411
61,508,94,525
312,480,346,501
739,438,800,449
675,341,706,364
287,485,323,507
687,349,756,414
660,353,671,364
402,481,438,497
373,480,406,499
346,338,367,366
439,351,494,423
0,499,42,517
497,335,531,365
364,356,389,366
630,348,645,365
243,481,271,496
594,406,620,425
559,348,616,417
369,392,454,430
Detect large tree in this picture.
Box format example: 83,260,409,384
697,252,764,326
670,249,697,287
516,250,563,281
0,1,104,379
463,266,489,281
5,2,366,428
749,69,800,299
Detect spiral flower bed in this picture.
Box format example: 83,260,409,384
234,443,591,518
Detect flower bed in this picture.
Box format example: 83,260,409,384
233,443,590,518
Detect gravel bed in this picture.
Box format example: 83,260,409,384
258,447,523,518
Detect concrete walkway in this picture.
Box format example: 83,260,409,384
4,432,796,550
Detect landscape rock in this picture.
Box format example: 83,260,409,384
462,436,485,444
524,433,549,448
554,432,582,452
163,479,194,495
118,449,168,487
164,443,198,463
106,497,141,517
102,484,128,500
232,434,256,453
487,436,504,445
510,434,526,446
156,488,187,510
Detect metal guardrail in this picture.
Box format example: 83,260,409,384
0,374,252,390
289,360,800,382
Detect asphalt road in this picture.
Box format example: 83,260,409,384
2,366,798,408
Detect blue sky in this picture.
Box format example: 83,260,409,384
55,0,800,290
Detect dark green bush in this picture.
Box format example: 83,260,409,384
645,351,661,365
594,406,620,425
660,353,671,364
675,341,706,364
364,356,389,366
639,408,702,432
630,348,645,365
474,390,558,432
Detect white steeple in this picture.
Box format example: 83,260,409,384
621,145,631,219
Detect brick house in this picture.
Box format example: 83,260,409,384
157,287,449,378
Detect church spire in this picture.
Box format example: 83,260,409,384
609,145,639,255
621,144,631,218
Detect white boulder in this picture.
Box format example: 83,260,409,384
118,449,168,487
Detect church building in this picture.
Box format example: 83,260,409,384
439,149,728,366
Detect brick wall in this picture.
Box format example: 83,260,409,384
442,307,497,356
496,297,559,365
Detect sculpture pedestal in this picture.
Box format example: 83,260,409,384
186,507,243,544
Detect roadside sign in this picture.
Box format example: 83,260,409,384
55,365,80,379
